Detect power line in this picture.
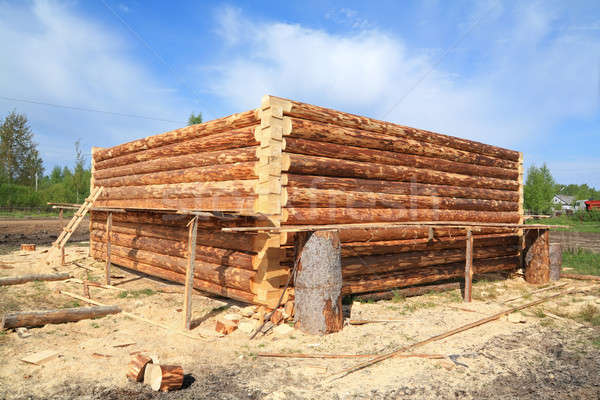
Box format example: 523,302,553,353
100,0,213,120
380,4,498,119
0,95,186,123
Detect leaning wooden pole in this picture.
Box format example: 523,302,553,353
331,286,587,379
464,229,473,302
183,216,199,330
105,212,112,285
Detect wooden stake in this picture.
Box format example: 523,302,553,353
105,212,112,286
464,229,473,302
183,216,198,330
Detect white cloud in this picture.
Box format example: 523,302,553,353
0,0,189,169
209,4,600,154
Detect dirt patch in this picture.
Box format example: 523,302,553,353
0,217,90,247
1,246,599,399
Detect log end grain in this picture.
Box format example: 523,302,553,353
20,244,36,251
215,318,238,335
127,354,153,382
144,364,184,392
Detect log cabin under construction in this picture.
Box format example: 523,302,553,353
89,95,524,308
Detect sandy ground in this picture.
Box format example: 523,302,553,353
0,243,599,399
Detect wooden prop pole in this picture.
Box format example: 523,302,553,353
105,212,112,285
183,215,199,330
464,229,473,302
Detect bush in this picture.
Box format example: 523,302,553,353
574,210,600,222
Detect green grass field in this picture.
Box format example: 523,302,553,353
526,214,600,233
563,249,600,276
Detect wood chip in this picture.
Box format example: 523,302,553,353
91,353,112,359
21,350,59,365
112,342,136,348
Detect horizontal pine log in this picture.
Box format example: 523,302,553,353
284,174,519,202
342,245,519,278
0,273,70,286
90,249,255,302
287,154,518,191
99,180,257,200
95,195,256,213
282,208,521,225
353,282,462,301
1,306,121,329
284,187,518,212
94,109,259,162
94,162,257,188
90,221,257,252
90,230,254,269
276,96,519,161
96,128,258,171
285,135,518,179
91,210,257,230
91,243,254,292
282,234,518,259
341,256,519,294
95,147,258,180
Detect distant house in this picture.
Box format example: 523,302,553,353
552,194,575,210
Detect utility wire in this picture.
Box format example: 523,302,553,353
100,0,213,120
0,95,185,123
380,4,498,119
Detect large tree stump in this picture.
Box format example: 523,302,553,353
144,364,184,392
549,243,562,281
126,354,153,382
524,229,550,284
294,230,343,335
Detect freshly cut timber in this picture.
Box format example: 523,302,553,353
0,273,70,286
144,364,184,392
127,354,153,382
89,94,526,308
1,306,121,329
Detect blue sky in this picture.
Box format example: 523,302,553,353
1,0,599,186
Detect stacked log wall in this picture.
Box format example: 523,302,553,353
90,110,262,303
267,95,523,294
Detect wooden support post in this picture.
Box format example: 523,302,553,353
464,229,473,302
294,230,343,335
524,229,550,284
183,216,199,330
105,212,112,286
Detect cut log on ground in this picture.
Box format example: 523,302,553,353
295,230,343,335
20,244,36,251
1,306,121,329
144,364,184,392
127,354,153,382
560,273,600,282
0,273,71,286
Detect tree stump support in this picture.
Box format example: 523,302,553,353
183,216,199,330
524,229,550,284
464,229,473,302
549,242,562,281
294,230,343,335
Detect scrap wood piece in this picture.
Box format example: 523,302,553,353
1,305,121,329
445,305,480,313
257,352,445,359
127,354,153,382
113,341,136,348
0,273,71,286
561,273,600,282
66,278,126,291
144,364,184,392
0,261,14,270
59,290,207,340
20,244,36,251
20,350,59,365
92,352,112,359
71,262,96,271
502,282,568,304
348,319,405,325
330,286,592,380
